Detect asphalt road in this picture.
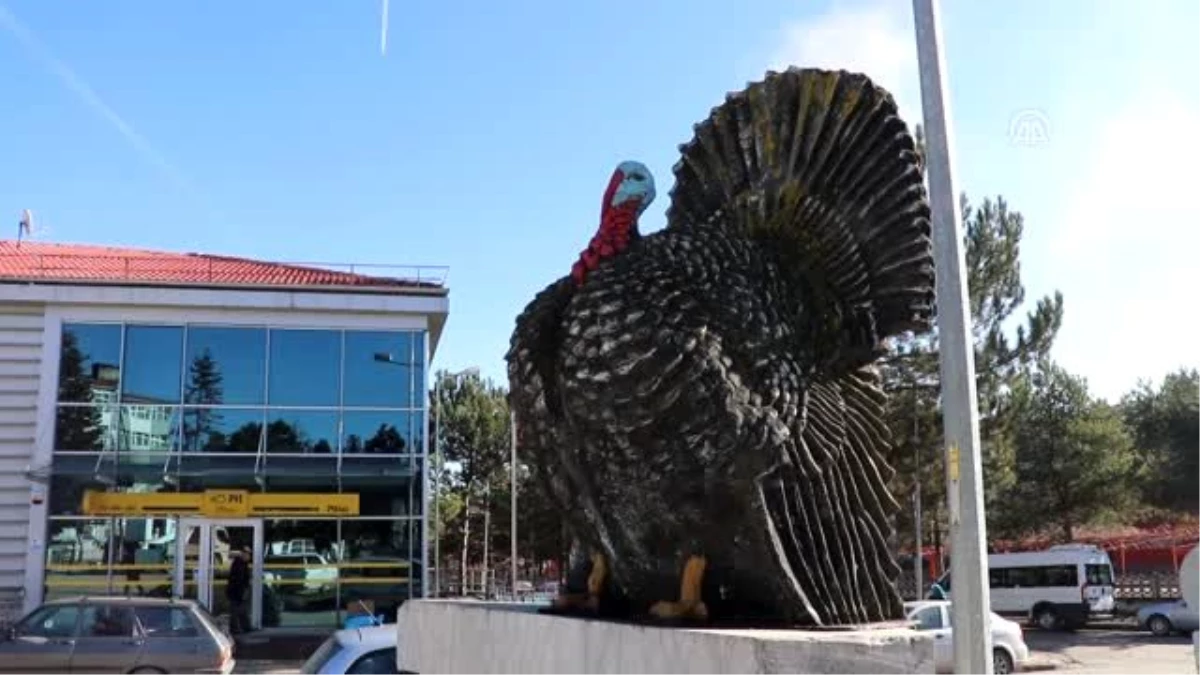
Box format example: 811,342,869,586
1026,628,1197,674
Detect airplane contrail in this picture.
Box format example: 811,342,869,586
0,3,202,199
380,0,389,56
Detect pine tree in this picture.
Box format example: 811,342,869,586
183,349,224,451
56,330,104,450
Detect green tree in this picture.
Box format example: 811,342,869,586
430,370,511,592
883,190,1065,545
55,330,104,451
1007,361,1138,541
1120,368,1199,513
182,350,224,451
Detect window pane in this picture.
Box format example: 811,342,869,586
59,324,122,404
55,404,115,451
342,469,416,517
259,457,340,491
134,606,199,638
177,455,260,492
914,606,943,630
118,405,179,453
268,330,340,407
181,407,263,453
267,411,338,453
263,519,339,628
122,325,184,403
81,604,139,637
186,327,267,406
344,331,413,408
46,519,113,600
114,517,173,598
337,520,416,619
343,411,412,454
18,605,82,638
348,649,400,675
1086,564,1113,585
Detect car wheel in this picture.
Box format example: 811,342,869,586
993,647,1014,675
1147,614,1173,637
129,668,166,674
1034,606,1060,631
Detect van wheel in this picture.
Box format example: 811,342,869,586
993,648,1015,675
1033,606,1061,631
1147,614,1173,636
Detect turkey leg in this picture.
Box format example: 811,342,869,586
552,552,607,611
649,555,709,621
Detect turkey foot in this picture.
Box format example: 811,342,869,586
552,552,607,611
649,555,709,621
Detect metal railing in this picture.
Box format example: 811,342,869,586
0,252,450,289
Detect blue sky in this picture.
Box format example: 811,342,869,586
2,0,1196,402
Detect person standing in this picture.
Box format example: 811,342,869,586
227,547,251,634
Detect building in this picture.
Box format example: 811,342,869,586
0,240,448,629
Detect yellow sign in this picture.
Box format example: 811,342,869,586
82,490,360,517
83,491,202,516
202,490,250,517
248,493,358,516
947,444,960,481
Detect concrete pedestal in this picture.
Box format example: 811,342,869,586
395,600,934,674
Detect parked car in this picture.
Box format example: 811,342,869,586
300,623,399,674
0,595,234,673
1137,599,1199,636
905,600,1030,674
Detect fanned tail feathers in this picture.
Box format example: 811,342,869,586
665,67,934,367
666,67,934,624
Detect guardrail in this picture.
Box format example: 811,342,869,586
0,252,450,288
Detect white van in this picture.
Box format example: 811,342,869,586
929,544,1116,630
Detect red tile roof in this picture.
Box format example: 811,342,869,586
0,240,445,291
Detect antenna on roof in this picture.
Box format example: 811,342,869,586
17,209,33,247
380,0,389,56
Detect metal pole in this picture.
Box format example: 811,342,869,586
510,409,518,600
432,379,442,598
911,0,993,672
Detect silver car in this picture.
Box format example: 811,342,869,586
906,600,1031,674
0,596,234,673
300,623,398,674
1138,599,1199,636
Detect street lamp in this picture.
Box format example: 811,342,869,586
430,366,479,598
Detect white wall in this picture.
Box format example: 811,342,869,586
0,303,46,620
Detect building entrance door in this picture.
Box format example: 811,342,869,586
172,518,264,631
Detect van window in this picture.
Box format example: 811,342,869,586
1085,564,1113,585
990,564,1077,588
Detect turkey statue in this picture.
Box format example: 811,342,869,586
506,66,935,627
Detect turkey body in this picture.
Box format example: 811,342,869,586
555,223,808,616
508,67,933,627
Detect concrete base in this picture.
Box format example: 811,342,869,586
396,600,934,674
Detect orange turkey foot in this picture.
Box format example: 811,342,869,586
551,552,607,612
648,555,709,622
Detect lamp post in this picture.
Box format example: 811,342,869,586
379,353,479,599
911,0,993,671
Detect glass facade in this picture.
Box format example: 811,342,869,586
46,322,428,628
